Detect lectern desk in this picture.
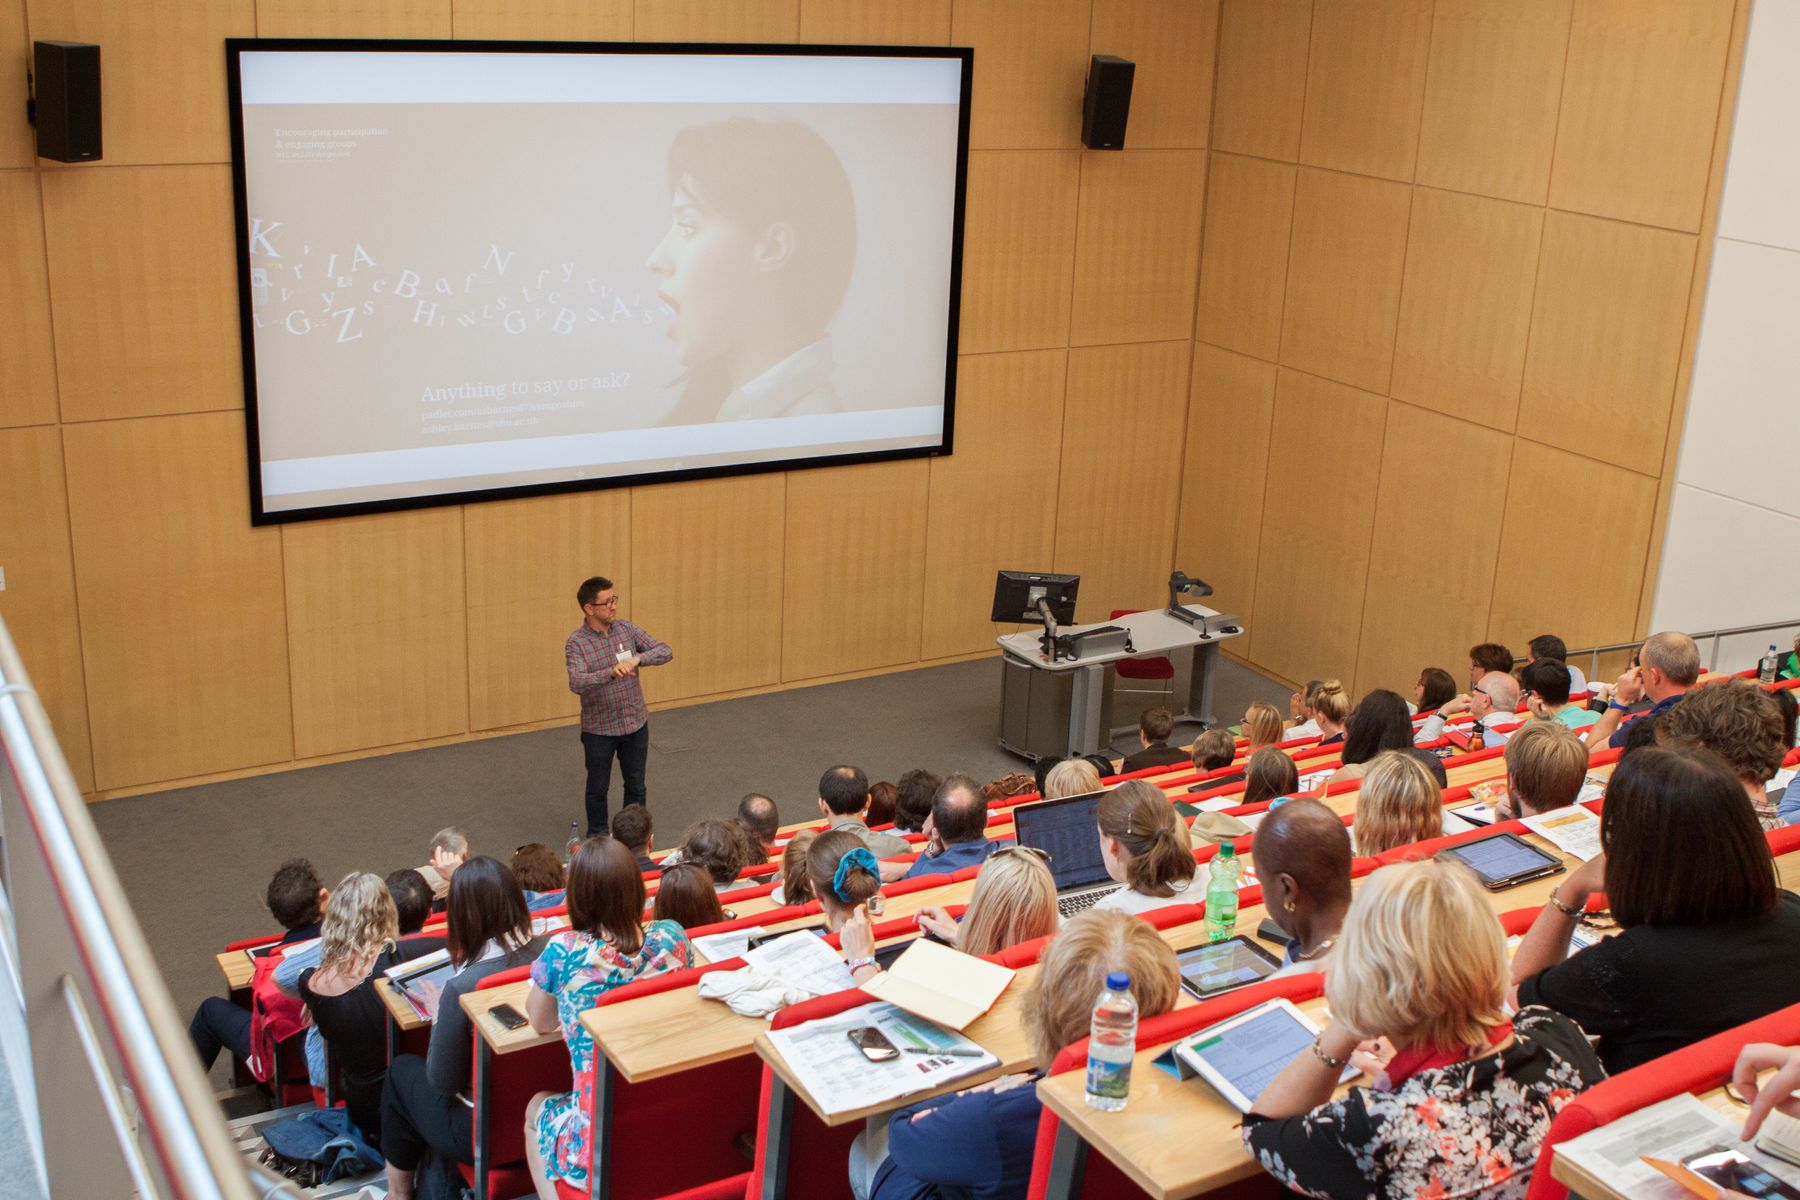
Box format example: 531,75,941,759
996,605,1244,760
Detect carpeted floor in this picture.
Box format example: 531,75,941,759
88,652,1289,1083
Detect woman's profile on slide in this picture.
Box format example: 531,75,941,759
645,118,857,424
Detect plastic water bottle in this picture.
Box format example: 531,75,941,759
1085,972,1137,1112
1761,644,1781,685
565,821,582,859
1205,843,1241,942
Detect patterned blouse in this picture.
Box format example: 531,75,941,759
531,922,692,1186
1241,1008,1605,1200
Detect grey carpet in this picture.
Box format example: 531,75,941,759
87,653,1289,1086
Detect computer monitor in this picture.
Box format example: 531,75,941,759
990,571,1079,625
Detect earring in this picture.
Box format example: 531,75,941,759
1283,899,1296,912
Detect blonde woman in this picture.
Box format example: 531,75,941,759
297,873,401,1142
1310,681,1350,746
1243,858,1604,1199
1093,779,1203,915
1043,757,1102,799
914,848,1058,955
1351,750,1457,856
1243,701,1286,753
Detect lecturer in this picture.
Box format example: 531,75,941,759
566,575,672,836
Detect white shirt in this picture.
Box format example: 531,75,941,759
1093,871,1206,916
1414,710,1513,746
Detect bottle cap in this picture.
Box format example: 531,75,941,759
1105,972,1130,992
1218,841,1236,858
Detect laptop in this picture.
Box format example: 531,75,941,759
1011,790,1122,918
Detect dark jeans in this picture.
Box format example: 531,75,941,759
582,722,648,836
189,996,252,1070
379,1053,473,1171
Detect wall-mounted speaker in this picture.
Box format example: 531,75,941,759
1081,54,1134,151
33,41,102,163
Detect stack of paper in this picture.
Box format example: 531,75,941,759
1521,806,1603,861
743,931,854,996
693,926,765,965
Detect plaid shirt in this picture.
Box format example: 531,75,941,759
565,620,672,735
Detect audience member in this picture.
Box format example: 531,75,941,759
1031,756,1062,798
511,843,568,911
1120,707,1189,773
651,861,729,930
1656,678,1788,829
1413,668,1457,717
610,805,657,872
915,847,1058,956
1415,671,1521,746
189,858,325,1075
1252,797,1351,976
770,829,818,907
415,826,470,905
1496,721,1588,821
1309,681,1351,746
1774,689,1800,825
1406,747,1450,788
1588,631,1700,749
735,793,781,856
1286,680,1326,739
1241,748,1300,807
1730,1041,1800,1140
1244,858,1603,1198
1617,709,1663,759
1185,728,1243,793
380,856,546,1200
1529,633,1588,694
1783,634,1800,681
525,838,691,1199
1327,690,1415,787
1241,701,1286,752
1353,751,1453,856
902,774,1003,880
817,765,910,857
1512,747,1800,1072
893,769,943,834
678,818,764,893
1043,757,1102,799
864,780,898,829
1468,641,1515,688
1520,658,1599,731
385,869,437,940
804,831,882,986
1080,752,1117,780
1093,780,1203,915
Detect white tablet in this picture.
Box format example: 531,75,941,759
1172,998,1357,1113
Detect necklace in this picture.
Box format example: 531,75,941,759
1293,936,1337,962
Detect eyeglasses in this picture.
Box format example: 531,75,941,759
991,844,1052,866
586,596,620,608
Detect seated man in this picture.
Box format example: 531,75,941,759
414,826,469,910
1415,671,1522,746
817,765,910,858
736,792,781,857
1589,630,1700,749
902,775,1004,880
1467,641,1514,689
189,859,325,1077
610,804,657,872
1119,707,1189,774
1521,658,1600,731
1529,633,1588,695
1185,728,1242,792
1657,678,1788,828
1496,720,1589,821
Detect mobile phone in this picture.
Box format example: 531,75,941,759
490,1003,530,1031
1256,916,1294,947
1681,1145,1800,1198
848,1026,899,1062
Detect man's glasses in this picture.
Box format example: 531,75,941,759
586,596,620,608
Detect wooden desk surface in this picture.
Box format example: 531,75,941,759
464,978,563,1056
218,950,253,992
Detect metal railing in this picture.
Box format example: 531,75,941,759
1522,617,1800,681
0,611,283,1199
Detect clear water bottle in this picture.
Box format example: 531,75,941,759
1761,644,1781,685
565,820,582,860
1085,972,1137,1112
1205,842,1241,942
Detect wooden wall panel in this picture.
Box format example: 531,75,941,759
1088,0,1218,149
1211,0,1311,162
1488,439,1659,653
633,0,795,40
63,413,292,789
1279,168,1412,394
782,461,930,681
465,491,632,732
1415,0,1572,204
1353,404,1513,696
1390,189,1544,432
1298,0,1432,182
952,0,1093,151
0,172,57,428
1549,0,1735,231
1069,150,1207,346
451,0,630,39
40,166,240,423
283,508,467,759
798,0,950,43
26,0,254,165
920,350,1066,659
1194,153,1295,363
255,0,451,36
1173,345,1276,656
1250,370,1388,691
631,475,784,704
0,0,30,166
1053,341,1191,624
0,427,94,790
1519,212,1697,476
957,151,1080,354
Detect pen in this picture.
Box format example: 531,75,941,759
904,1047,985,1057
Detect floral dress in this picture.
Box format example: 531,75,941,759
531,921,691,1186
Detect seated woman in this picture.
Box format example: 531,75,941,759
1043,757,1102,799
869,910,1180,1200
914,848,1059,955
1092,780,1204,916
1351,750,1466,856
296,872,401,1142
1511,746,1800,1073
525,837,691,1199
651,861,729,930
380,856,546,1200
1412,667,1457,718
1243,857,1605,1199
1242,701,1287,755
1241,747,1300,807
1325,690,1415,788
865,779,899,829
1286,680,1326,740
511,843,567,912
1250,798,1351,975
768,828,817,907
805,830,883,984
1309,681,1350,747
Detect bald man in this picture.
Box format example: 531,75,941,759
1590,631,1701,749
1252,798,1353,974
1414,670,1522,746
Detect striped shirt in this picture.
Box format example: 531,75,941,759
565,620,672,735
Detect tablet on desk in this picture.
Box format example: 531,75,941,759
1438,832,1565,891
1173,998,1357,1113
1175,936,1281,1000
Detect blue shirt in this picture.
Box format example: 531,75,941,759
875,1076,1043,1200
1607,692,1685,748
1778,773,1800,826
901,838,1005,881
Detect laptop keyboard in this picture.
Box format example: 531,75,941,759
1058,886,1121,918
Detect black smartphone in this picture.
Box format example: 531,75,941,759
1682,1146,1800,1198
1256,916,1294,947
848,1026,899,1062
490,1002,530,1031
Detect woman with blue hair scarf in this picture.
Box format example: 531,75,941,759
803,830,882,984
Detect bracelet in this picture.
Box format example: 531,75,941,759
1609,701,1629,712
1310,1035,1348,1070
1546,889,1584,919
847,957,877,973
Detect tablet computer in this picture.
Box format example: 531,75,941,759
1172,998,1357,1113
1438,832,1565,891
1175,936,1282,1000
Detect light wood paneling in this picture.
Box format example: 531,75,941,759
798,0,949,43
920,350,1067,659
1054,341,1191,623
631,475,785,704
1416,0,1572,204
957,151,1081,354
1549,0,1735,231
633,0,795,40
255,0,450,36
1211,0,1312,161
1069,151,1207,346
1390,188,1544,432
1298,0,1432,181
783,461,930,681
451,0,630,39
0,0,30,166
951,0,1092,150
1353,403,1513,696
1250,369,1388,691
63,413,292,790
1279,167,1412,394
26,0,254,165
1173,345,1276,656
40,165,240,423
1088,0,1218,149
0,172,57,427
283,508,467,759
0,427,94,790
465,491,631,732
1519,211,1697,476
1194,153,1295,362
1489,438,1659,653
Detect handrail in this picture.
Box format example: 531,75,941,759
0,612,258,1198
1515,617,1800,679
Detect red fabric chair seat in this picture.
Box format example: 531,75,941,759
1110,609,1175,681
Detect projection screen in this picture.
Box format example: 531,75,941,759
226,42,971,522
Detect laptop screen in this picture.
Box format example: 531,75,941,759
1012,792,1113,891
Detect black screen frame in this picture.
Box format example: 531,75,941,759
225,37,972,526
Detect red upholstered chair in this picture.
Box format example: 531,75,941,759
1109,607,1177,720
461,964,570,1200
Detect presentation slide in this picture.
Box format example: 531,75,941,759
229,47,968,520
